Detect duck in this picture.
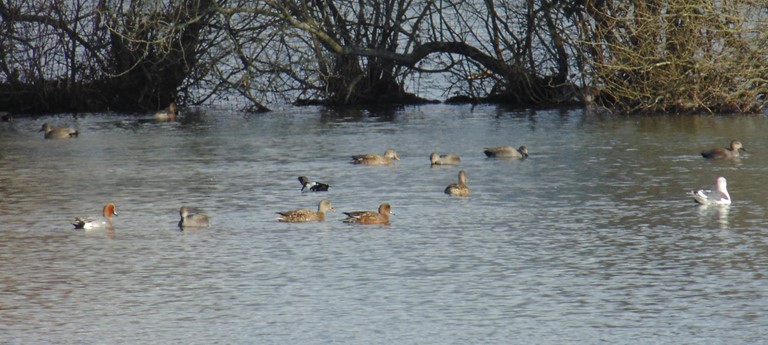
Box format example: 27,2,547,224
692,176,731,205
430,152,461,165
72,203,117,230
342,203,391,225
351,148,400,165
277,199,334,222
484,145,528,159
39,123,78,139
178,206,210,228
298,176,330,192
154,102,179,121
444,170,470,196
701,140,745,160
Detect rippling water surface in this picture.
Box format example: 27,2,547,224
1,105,767,344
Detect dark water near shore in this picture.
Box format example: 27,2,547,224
1,104,767,344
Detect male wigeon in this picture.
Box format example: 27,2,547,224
342,203,391,225
154,102,178,121
701,140,745,160
692,176,731,206
484,145,528,159
39,123,78,139
430,152,461,165
178,206,210,228
444,170,470,196
72,203,117,230
277,199,334,222
298,176,330,192
351,148,400,165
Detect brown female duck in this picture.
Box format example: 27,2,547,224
342,203,391,225
483,145,528,159
701,140,745,160
430,152,461,165
351,148,400,165
154,102,179,121
277,199,335,223
444,170,470,196
178,206,210,228
39,123,78,139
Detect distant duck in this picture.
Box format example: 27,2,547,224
701,140,745,160
178,206,210,228
691,176,731,206
430,152,461,165
484,145,528,159
277,199,334,222
154,102,179,121
298,176,330,192
39,123,78,139
342,203,391,225
73,203,117,230
351,148,400,165
444,170,470,196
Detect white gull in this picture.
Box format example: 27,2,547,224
692,176,731,206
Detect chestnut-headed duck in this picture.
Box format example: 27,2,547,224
692,177,731,206
178,206,210,228
430,152,461,165
154,102,179,121
351,148,400,165
342,203,391,225
444,170,470,196
484,145,528,159
73,203,117,230
39,123,78,139
298,176,330,192
701,140,745,160
277,199,335,222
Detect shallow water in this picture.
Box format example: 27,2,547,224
1,105,767,344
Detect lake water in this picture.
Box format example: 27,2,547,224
1,104,767,344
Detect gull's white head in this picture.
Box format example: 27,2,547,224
715,177,728,192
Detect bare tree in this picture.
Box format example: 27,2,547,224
577,0,768,113
1,0,767,114
0,0,214,113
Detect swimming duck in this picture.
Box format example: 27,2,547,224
692,176,731,205
72,203,117,230
277,199,334,222
483,145,528,159
39,123,78,139
444,170,470,196
701,140,745,160
178,206,210,228
351,148,400,165
298,176,330,192
154,102,178,121
342,203,391,225
430,152,461,165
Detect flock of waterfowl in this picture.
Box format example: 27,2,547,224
24,104,744,228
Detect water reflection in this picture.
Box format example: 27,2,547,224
318,105,400,123
697,204,731,230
